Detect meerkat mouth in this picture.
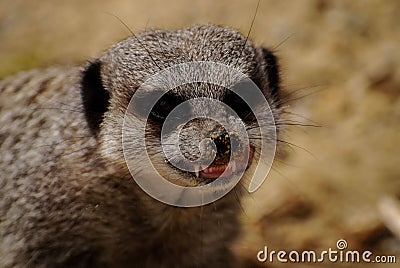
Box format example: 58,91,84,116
196,147,254,180
164,147,254,184
162,146,255,186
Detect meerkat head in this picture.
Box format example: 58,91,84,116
80,25,281,201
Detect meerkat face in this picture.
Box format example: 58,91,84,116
129,82,258,187
80,25,281,201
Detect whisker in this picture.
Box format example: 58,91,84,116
271,32,295,50
233,188,248,219
247,119,322,130
280,110,321,125
275,122,321,128
106,12,162,70
277,139,315,157
278,85,328,106
234,0,260,68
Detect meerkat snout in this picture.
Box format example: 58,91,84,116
164,116,251,183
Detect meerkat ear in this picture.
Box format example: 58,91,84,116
81,60,110,135
256,47,281,103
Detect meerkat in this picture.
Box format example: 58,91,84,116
0,24,282,267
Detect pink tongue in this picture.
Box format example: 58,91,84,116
199,165,231,180
199,149,253,180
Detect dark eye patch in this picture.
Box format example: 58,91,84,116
223,91,255,122
130,90,184,124
149,92,184,124
223,81,263,123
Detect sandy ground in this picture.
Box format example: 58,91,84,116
1,0,400,267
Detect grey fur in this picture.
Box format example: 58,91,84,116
0,25,282,267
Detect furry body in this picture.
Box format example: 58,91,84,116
0,25,281,267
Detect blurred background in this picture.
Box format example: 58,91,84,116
1,0,399,267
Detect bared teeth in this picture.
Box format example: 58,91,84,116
194,148,254,179
194,164,200,177
202,165,227,174
231,161,237,173
196,161,245,176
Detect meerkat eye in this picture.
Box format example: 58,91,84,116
223,91,255,123
149,94,181,123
